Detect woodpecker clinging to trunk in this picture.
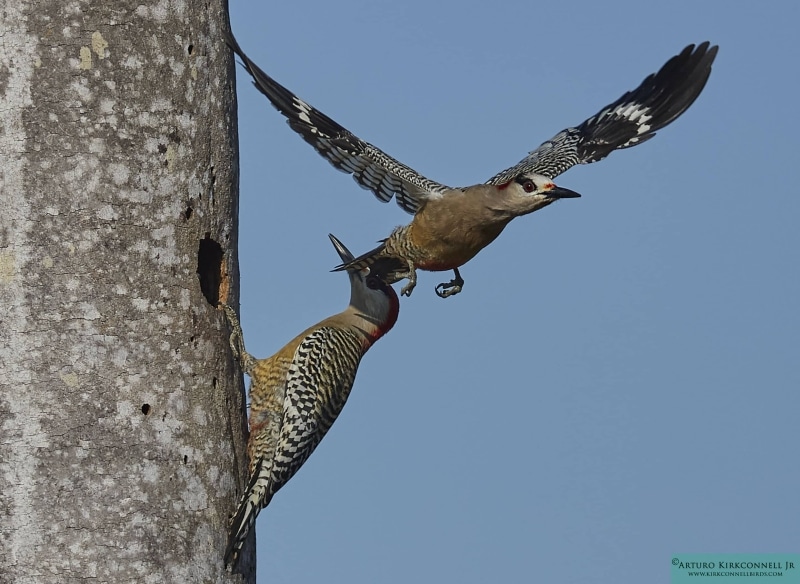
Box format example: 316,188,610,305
221,234,399,571
226,32,717,298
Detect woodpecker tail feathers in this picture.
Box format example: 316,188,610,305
332,241,408,285
224,457,273,571
332,240,384,273
330,232,406,284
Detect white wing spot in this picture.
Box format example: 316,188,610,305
613,103,651,124
293,97,314,125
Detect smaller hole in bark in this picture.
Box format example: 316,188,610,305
187,44,194,55
183,455,188,464
183,206,193,220
212,377,218,389
141,404,151,415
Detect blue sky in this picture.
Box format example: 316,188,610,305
228,1,800,581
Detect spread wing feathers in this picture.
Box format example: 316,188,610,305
487,42,718,185
225,30,449,215
268,327,363,493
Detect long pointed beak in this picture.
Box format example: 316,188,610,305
547,185,581,199
328,233,355,264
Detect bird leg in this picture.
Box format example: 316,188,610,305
399,263,418,297
219,303,256,374
435,268,464,299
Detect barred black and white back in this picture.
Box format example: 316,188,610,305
226,32,716,214
224,326,365,570
269,326,363,490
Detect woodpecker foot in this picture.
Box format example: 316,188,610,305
219,303,256,373
399,265,418,297
435,268,464,299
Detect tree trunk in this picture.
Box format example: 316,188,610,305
0,2,253,581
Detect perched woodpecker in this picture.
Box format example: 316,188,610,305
221,234,399,571
226,33,717,297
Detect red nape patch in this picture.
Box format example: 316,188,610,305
496,181,512,190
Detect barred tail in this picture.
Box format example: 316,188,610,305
332,241,409,285
224,458,273,571
332,240,385,273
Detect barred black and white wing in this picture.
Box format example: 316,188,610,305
268,327,363,493
487,42,718,185
225,31,449,214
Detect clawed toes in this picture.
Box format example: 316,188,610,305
435,282,462,299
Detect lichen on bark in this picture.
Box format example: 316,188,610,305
0,2,252,581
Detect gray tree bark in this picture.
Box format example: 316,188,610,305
0,1,253,581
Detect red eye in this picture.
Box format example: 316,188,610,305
522,179,535,193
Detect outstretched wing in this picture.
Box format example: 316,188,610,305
487,42,718,185
225,31,449,215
